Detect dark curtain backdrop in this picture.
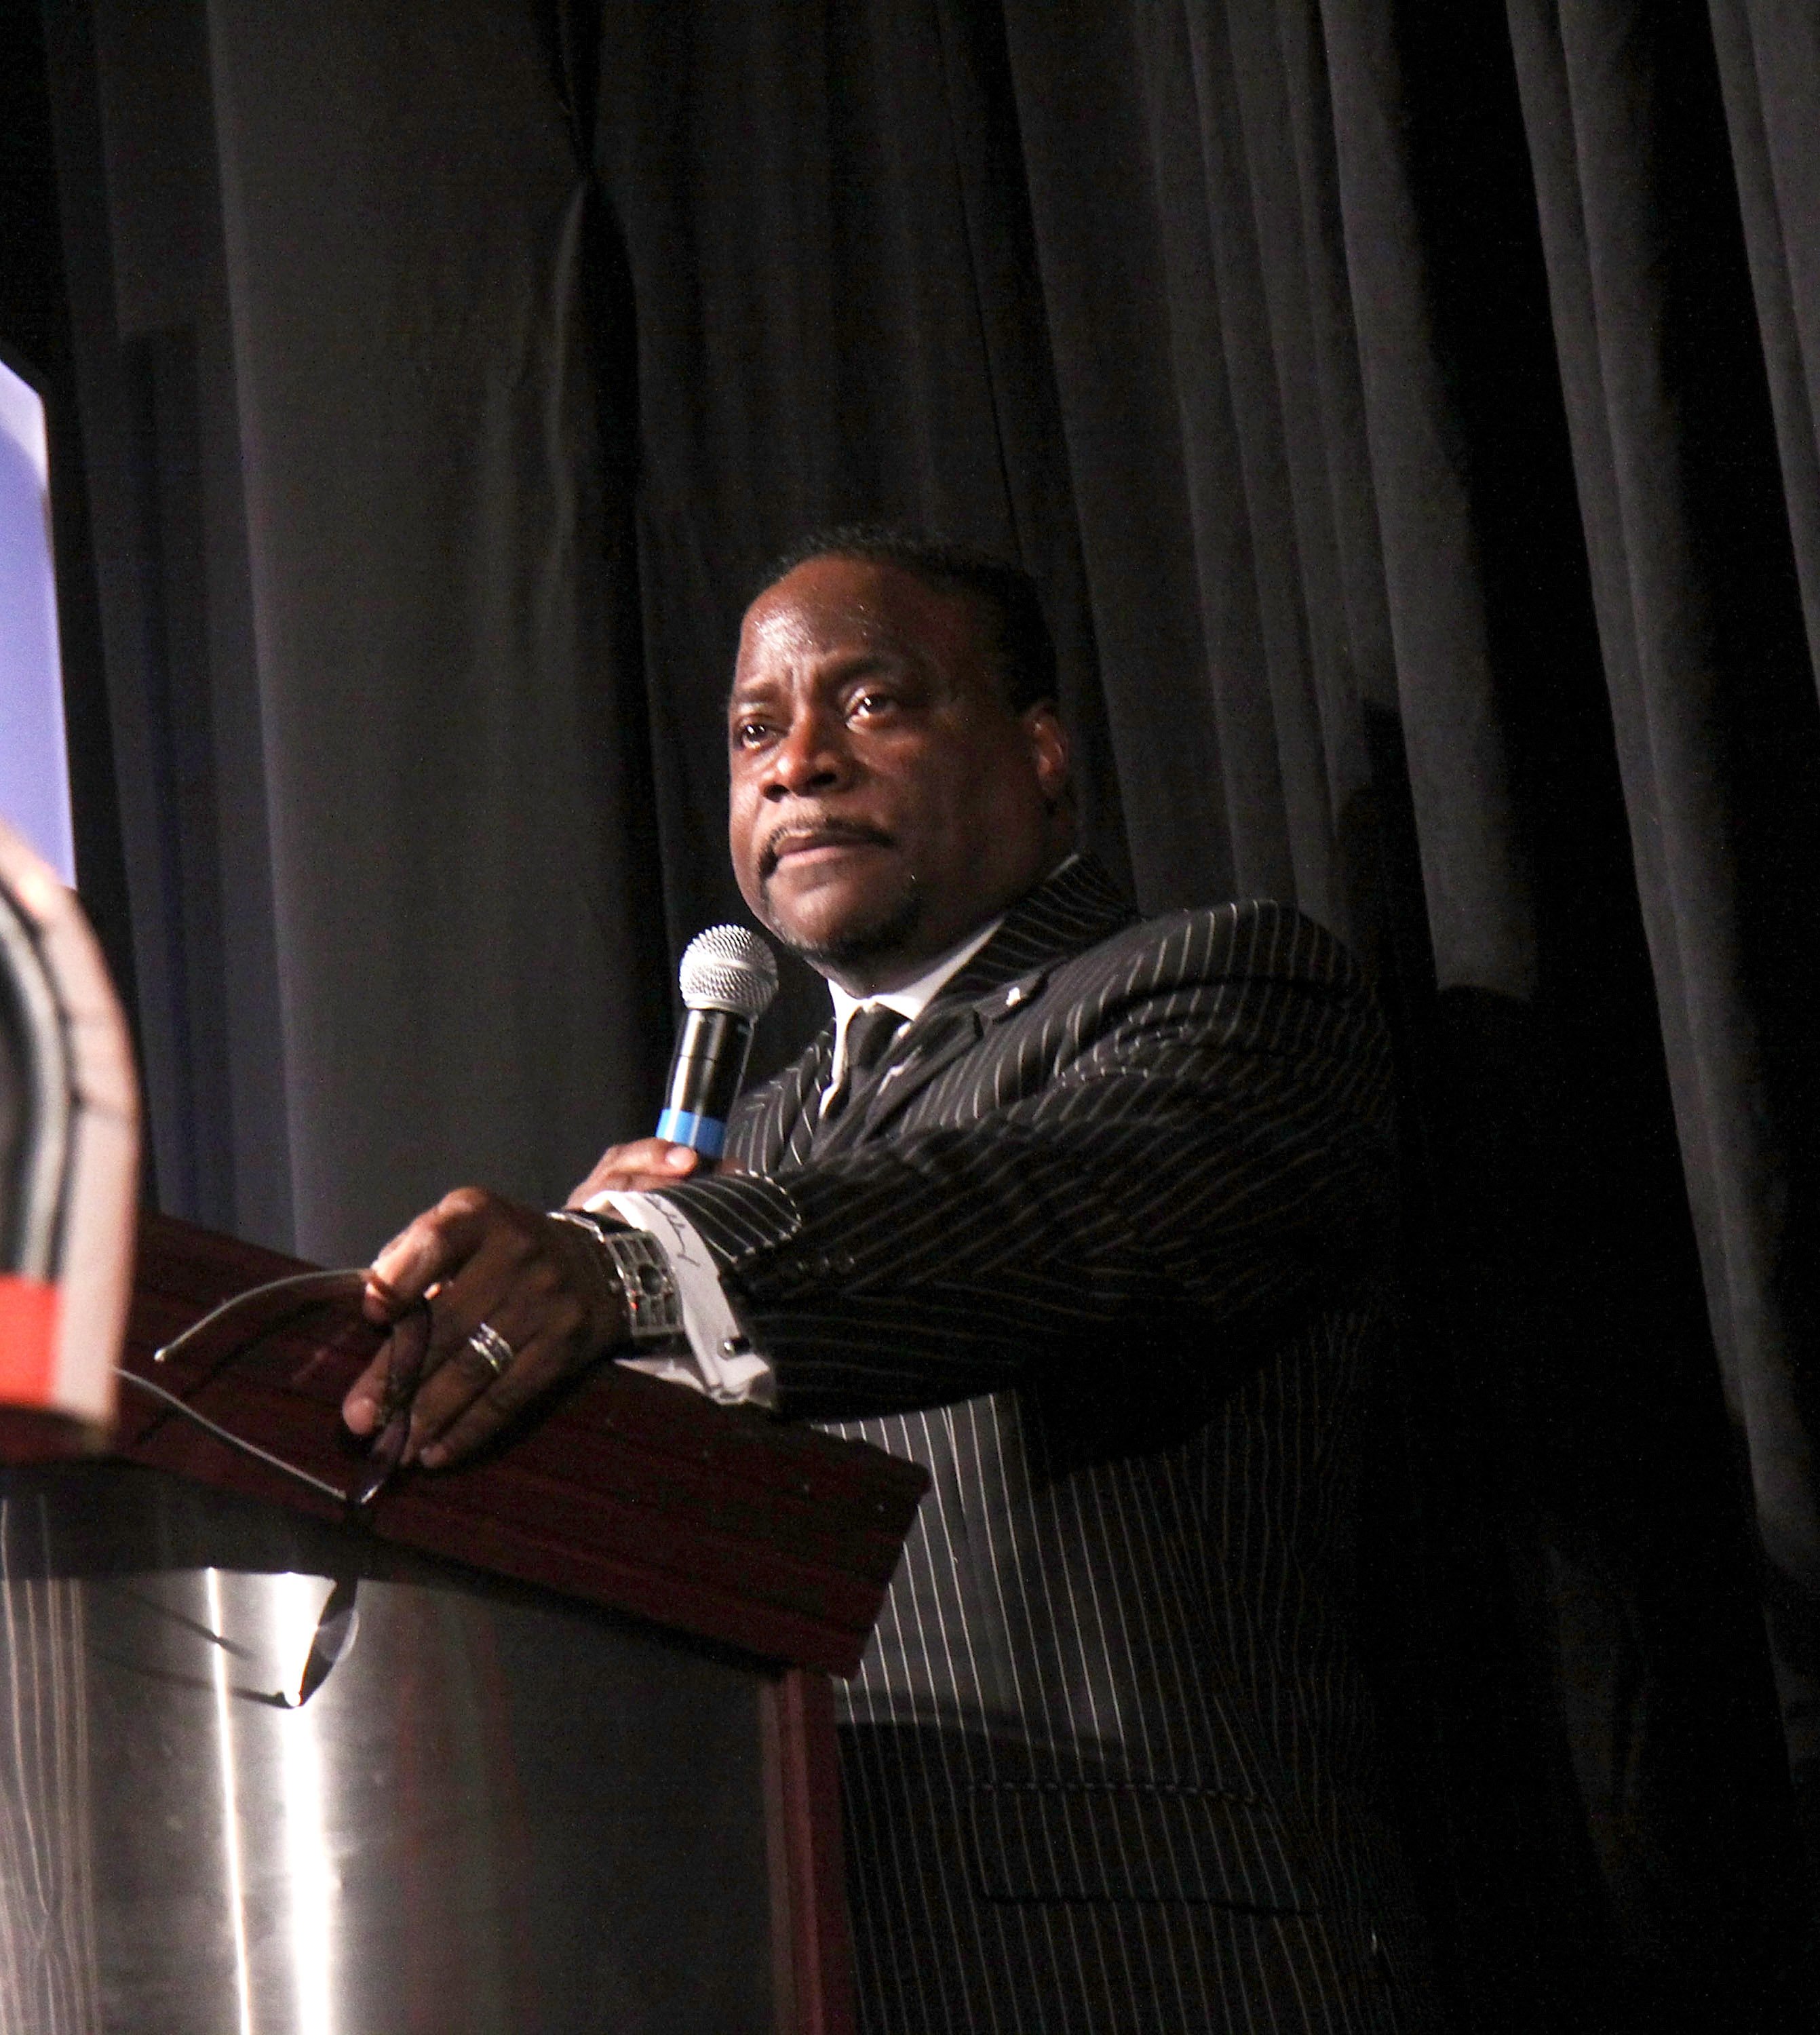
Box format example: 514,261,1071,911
33,0,1820,2026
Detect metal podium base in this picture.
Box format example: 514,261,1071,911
0,1462,773,2034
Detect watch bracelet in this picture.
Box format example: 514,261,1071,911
547,1209,686,1348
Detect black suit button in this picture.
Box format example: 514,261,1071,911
832,1250,856,1275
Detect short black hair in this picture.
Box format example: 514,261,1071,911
751,524,1058,715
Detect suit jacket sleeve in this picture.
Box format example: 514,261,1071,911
648,902,1395,1421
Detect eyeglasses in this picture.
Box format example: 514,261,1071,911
117,1268,427,1513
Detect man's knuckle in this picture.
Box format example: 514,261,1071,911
518,1251,561,1298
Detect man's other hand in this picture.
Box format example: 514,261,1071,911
566,1136,707,1206
343,1188,627,1471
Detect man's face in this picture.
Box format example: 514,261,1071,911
728,556,1072,993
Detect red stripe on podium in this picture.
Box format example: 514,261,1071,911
0,1276,59,1403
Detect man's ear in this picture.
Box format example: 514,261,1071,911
1025,702,1071,811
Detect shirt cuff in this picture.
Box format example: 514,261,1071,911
586,1189,775,1408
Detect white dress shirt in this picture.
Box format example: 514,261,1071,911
592,912,1004,1405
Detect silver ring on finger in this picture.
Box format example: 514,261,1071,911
466,1319,516,1379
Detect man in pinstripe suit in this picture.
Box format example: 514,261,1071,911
347,531,1435,2032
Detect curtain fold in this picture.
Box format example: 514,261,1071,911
1505,0,1820,1845
1317,0,1538,1004
1708,0,1820,683
204,0,669,1260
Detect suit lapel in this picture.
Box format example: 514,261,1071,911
783,1034,833,1165
933,854,1136,1002
805,856,1138,1159
733,1030,831,1171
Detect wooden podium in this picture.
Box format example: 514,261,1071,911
89,1211,929,2035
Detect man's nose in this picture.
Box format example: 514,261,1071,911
764,708,852,798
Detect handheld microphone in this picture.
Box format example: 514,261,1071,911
655,926,779,1159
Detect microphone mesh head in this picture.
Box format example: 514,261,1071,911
678,925,779,1019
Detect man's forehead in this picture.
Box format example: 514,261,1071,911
735,556,982,679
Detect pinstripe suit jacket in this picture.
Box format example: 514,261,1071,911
655,858,1425,2032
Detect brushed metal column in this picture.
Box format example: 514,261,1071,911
0,1464,773,2034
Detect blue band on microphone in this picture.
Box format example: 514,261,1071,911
656,1107,727,1158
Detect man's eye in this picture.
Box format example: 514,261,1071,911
733,718,774,748
849,690,895,719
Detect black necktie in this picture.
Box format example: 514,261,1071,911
823,1006,908,1123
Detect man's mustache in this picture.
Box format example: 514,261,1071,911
757,819,896,881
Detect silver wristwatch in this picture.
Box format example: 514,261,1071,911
548,1209,686,1348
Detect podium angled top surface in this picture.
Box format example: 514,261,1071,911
114,1212,929,1676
